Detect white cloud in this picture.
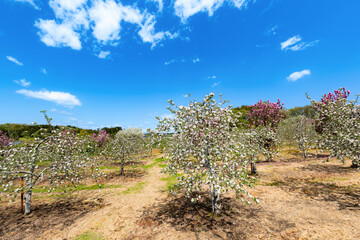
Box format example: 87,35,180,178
160,113,175,119
174,0,251,22
264,24,278,36
50,108,72,115
138,14,178,48
97,50,110,59
207,75,216,79
89,0,174,47
211,81,221,87
35,19,82,50
165,59,176,65
165,57,200,65
49,0,89,29
192,57,200,63
14,79,31,87
287,69,311,82
150,0,163,12
14,0,40,10
16,89,82,107
6,56,23,66
281,35,318,51
41,67,47,74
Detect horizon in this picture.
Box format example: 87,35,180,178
1,0,359,131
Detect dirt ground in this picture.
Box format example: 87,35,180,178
1,151,359,240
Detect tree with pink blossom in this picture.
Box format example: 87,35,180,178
91,130,110,148
309,87,360,167
0,130,12,149
246,99,285,163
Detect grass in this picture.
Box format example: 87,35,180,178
142,157,165,169
74,231,106,240
32,183,122,193
123,182,146,194
160,174,181,192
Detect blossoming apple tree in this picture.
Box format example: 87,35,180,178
309,88,360,167
0,129,102,215
155,93,257,214
104,128,145,175
278,116,317,159
245,99,284,174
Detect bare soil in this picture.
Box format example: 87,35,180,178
1,151,359,240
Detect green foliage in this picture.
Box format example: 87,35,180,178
101,126,122,136
285,105,316,119
232,105,251,129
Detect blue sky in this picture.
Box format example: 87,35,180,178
1,0,360,130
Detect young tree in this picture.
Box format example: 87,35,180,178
0,130,101,215
155,93,257,214
246,99,285,163
105,128,144,175
91,130,110,148
0,130,12,149
278,116,317,159
309,88,360,167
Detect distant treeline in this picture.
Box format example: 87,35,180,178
232,105,315,129
0,123,122,139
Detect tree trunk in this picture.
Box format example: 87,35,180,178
24,187,32,215
351,155,359,168
303,149,307,159
210,183,214,213
251,161,257,174
214,187,221,215
120,155,124,175
120,160,124,175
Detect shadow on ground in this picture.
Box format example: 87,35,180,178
136,192,299,240
270,176,360,211
0,197,105,240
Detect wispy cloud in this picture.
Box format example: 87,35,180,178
165,57,200,65
6,56,23,66
14,0,40,10
97,50,110,59
192,57,200,63
50,108,72,115
287,69,311,82
165,59,177,65
14,79,31,87
211,81,221,87
207,75,216,79
16,89,82,107
281,35,318,51
160,113,175,119
264,24,278,36
41,67,47,74
174,0,252,22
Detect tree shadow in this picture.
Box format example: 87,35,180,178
301,164,356,174
278,177,360,210
137,192,297,239
0,197,105,240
